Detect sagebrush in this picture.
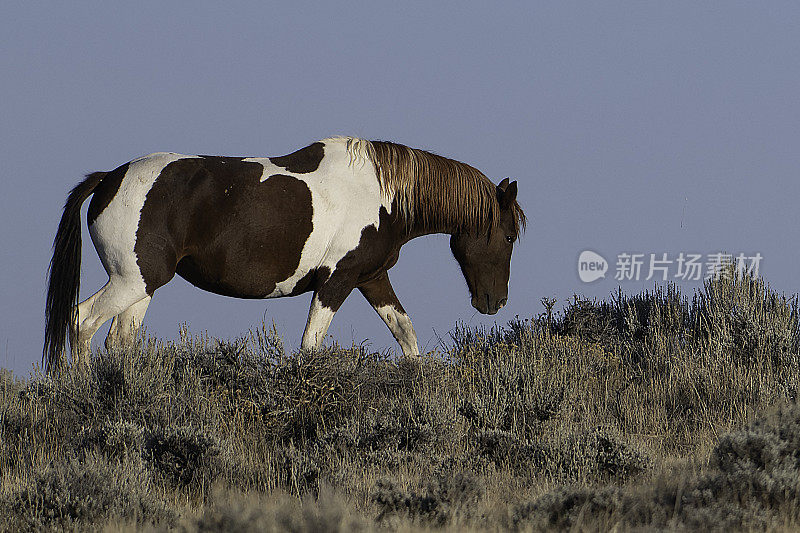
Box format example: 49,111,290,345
1,272,799,531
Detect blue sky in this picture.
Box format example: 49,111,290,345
2,2,799,374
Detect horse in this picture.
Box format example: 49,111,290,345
43,137,526,371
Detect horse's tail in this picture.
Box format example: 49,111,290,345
43,171,107,372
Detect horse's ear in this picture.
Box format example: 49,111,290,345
498,180,517,209
497,177,510,192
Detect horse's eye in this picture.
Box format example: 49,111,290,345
506,235,514,243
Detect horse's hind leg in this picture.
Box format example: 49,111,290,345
105,295,151,351
72,278,148,367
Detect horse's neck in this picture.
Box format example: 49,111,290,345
401,219,460,242
385,195,475,242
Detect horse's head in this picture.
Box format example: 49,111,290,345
450,178,521,315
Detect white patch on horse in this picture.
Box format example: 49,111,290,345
248,138,388,297
375,304,419,357
300,295,336,350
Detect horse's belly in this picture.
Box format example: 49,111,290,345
175,254,317,299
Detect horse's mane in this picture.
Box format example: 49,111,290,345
338,137,526,235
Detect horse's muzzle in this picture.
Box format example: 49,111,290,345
471,294,507,315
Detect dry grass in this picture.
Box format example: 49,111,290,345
1,272,799,531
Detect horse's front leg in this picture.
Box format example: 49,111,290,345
358,272,420,359
300,278,354,351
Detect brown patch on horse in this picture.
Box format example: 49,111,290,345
87,163,130,225
364,140,526,236
357,272,407,313
269,142,325,173
134,158,313,297
287,266,331,297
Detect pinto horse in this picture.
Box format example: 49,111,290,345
44,137,526,371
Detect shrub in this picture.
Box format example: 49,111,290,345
371,469,484,526
1,452,175,531
144,425,225,490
